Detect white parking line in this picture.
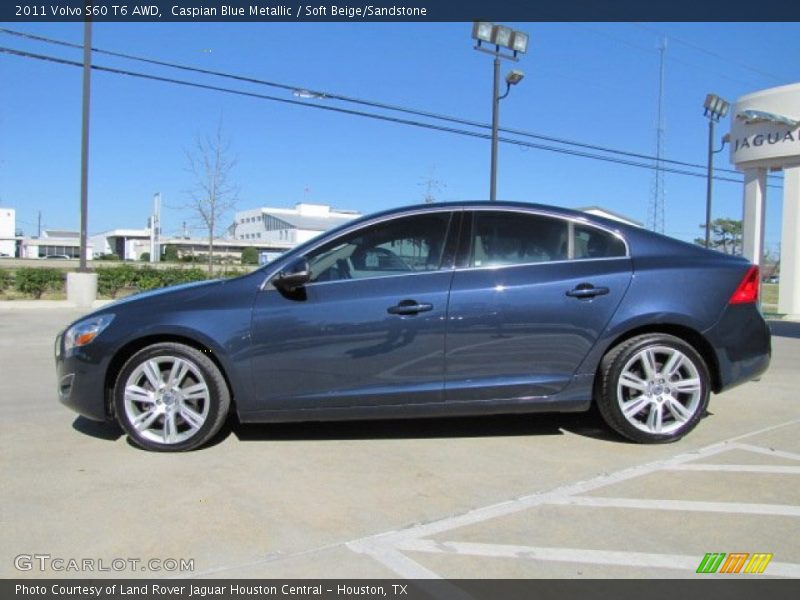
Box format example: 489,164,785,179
730,443,800,462
547,496,800,516
348,418,800,578
396,540,800,578
667,464,800,474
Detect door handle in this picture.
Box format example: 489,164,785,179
387,300,433,315
566,284,610,299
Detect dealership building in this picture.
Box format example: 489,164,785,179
733,82,800,319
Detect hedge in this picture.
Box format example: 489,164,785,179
1,265,251,299
97,264,138,298
14,268,65,299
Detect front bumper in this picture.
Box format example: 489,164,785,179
55,334,112,422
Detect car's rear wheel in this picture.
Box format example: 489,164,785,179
596,334,710,443
114,342,230,451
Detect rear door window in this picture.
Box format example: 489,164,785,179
468,211,568,267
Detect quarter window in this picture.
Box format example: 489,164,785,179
573,224,626,259
307,212,452,283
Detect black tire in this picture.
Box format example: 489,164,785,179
114,342,230,452
596,333,710,444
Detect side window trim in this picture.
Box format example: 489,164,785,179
567,220,575,260
454,211,474,269
440,210,463,271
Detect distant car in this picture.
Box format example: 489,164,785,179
55,201,771,451
764,275,779,284
0,252,11,258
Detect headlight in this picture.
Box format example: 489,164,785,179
63,314,115,352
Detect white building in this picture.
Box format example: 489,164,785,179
21,229,92,260
577,206,643,228
0,207,15,256
232,203,360,245
90,228,152,260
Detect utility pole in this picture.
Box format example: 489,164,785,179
420,167,445,204
150,192,161,262
37,210,41,238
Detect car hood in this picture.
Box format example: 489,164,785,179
106,278,225,309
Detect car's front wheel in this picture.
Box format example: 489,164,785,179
114,342,230,451
596,334,710,443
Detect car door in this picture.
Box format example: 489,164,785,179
248,210,459,412
445,209,633,402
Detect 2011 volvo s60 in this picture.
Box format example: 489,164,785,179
55,202,771,451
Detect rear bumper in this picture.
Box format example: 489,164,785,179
705,303,771,393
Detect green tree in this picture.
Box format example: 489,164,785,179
695,218,742,255
240,247,258,265
163,245,179,262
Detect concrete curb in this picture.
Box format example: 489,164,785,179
0,300,114,310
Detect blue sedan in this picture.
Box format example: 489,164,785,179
55,202,771,451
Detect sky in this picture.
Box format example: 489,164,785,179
0,21,797,251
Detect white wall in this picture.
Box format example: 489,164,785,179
0,208,15,256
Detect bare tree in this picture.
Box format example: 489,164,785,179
185,120,239,274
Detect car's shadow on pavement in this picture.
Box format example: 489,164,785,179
769,319,800,339
230,408,622,444
73,408,625,448
72,416,124,441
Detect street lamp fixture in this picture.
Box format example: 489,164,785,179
704,93,730,121
472,22,529,56
472,22,529,201
703,93,730,248
505,70,525,85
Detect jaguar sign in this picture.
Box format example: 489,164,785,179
731,84,800,167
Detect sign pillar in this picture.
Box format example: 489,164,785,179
730,82,800,318
741,168,767,265
779,164,800,318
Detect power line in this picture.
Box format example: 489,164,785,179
0,44,783,190
0,26,778,182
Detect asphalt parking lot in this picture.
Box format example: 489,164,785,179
1,306,798,579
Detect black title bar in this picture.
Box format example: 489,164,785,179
3,0,800,22
5,579,800,600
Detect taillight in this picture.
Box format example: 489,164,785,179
729,265,760,305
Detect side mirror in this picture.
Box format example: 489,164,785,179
273,257,311,292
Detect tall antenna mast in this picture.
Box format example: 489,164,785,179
648,36,667,234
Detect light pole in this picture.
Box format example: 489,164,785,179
703,93,730,248
79,20,92,271
472,22,529,201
